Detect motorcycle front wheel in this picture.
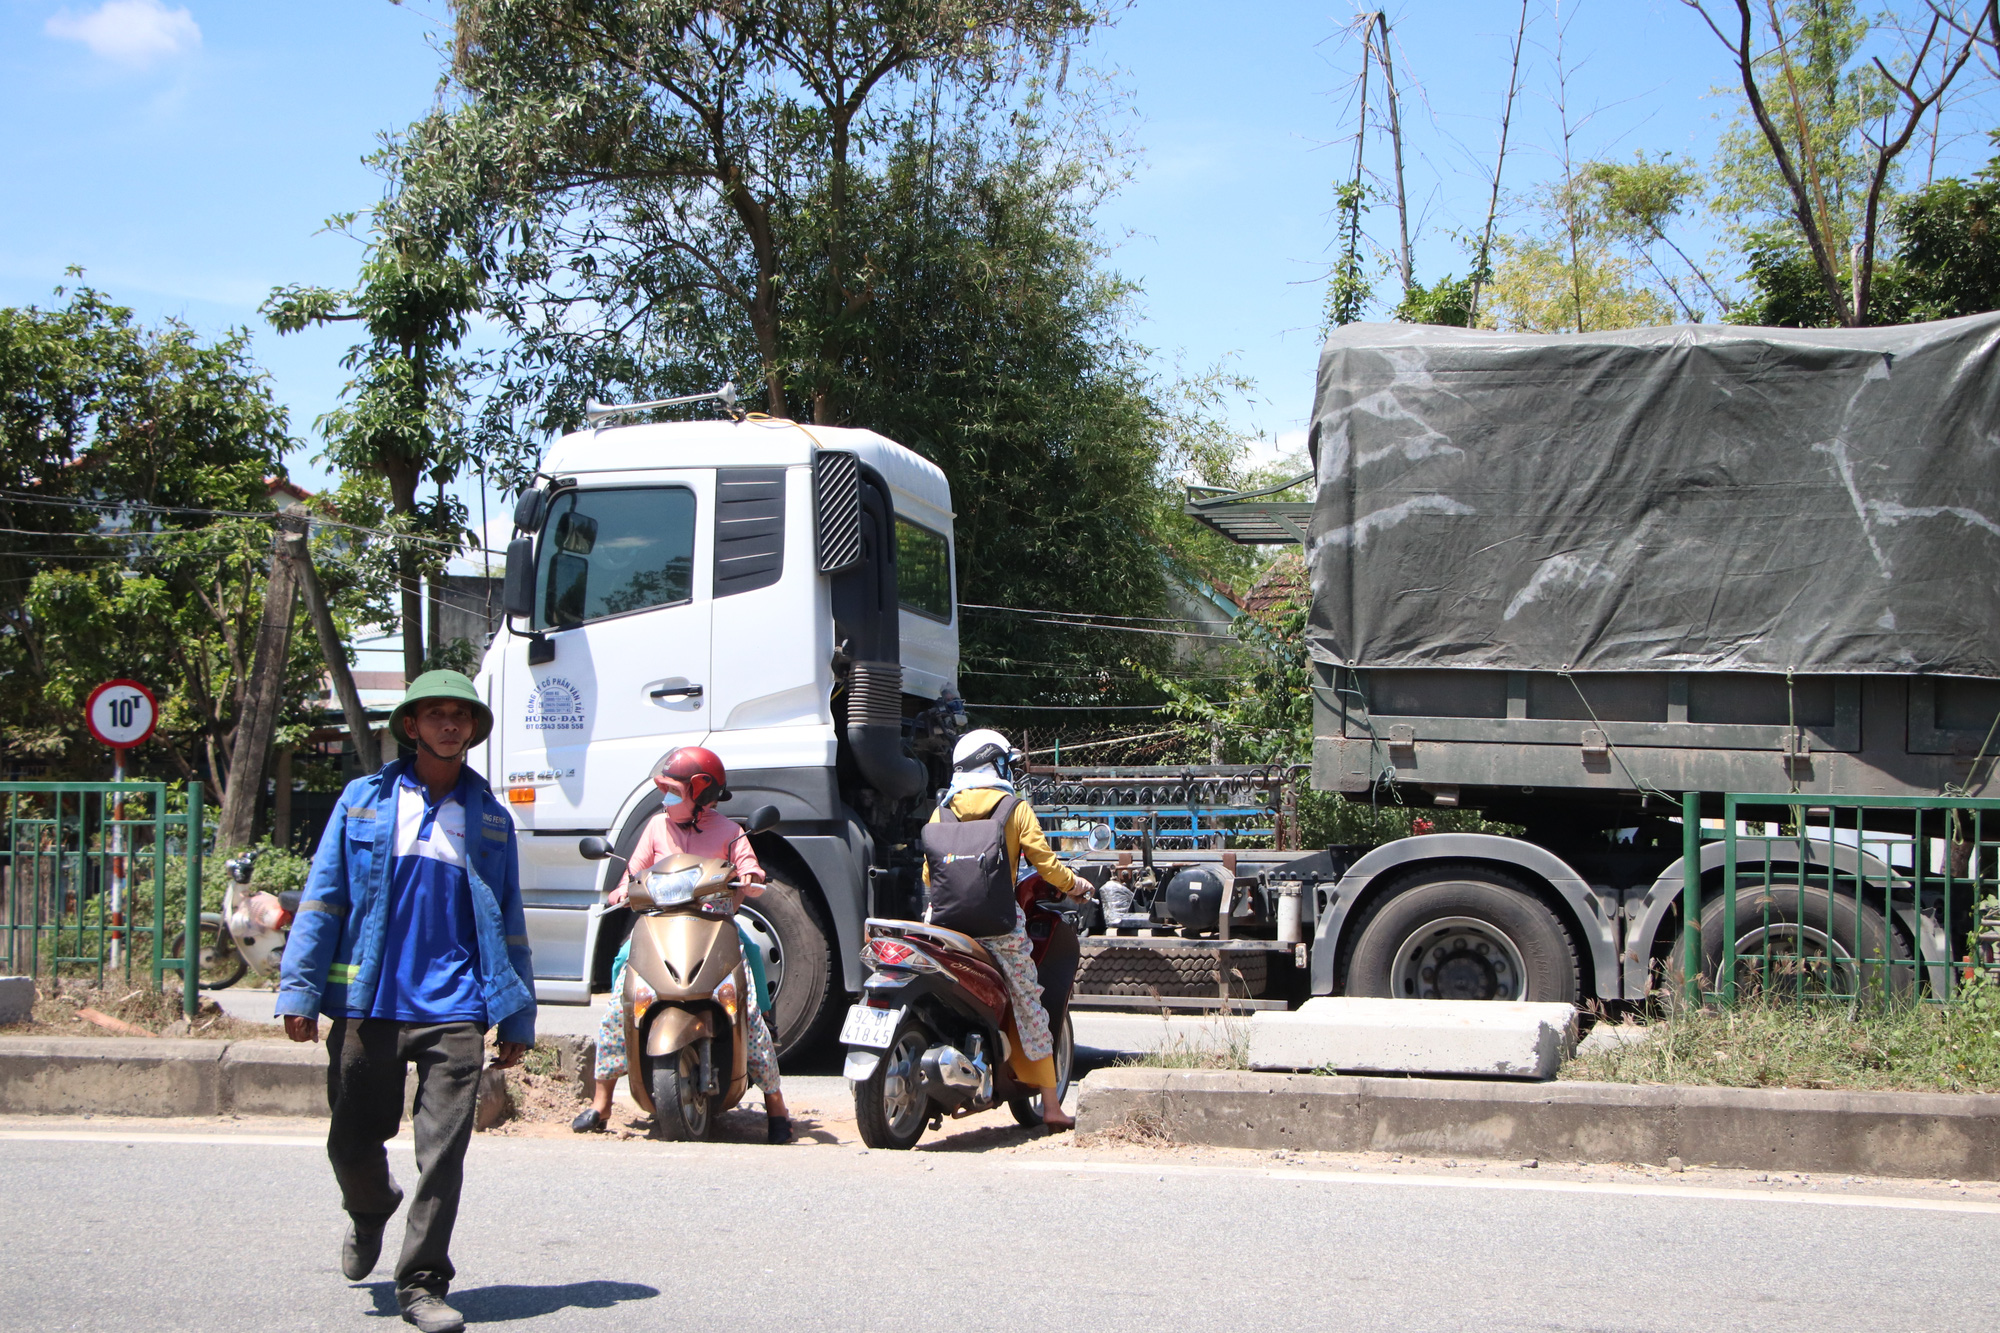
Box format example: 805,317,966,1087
166,915,247,991
644,1044,714,1141
853,1017,932,1151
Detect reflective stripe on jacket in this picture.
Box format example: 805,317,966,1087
276,759,537,1045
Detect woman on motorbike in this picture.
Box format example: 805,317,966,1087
927,728,1088,1131
572,747,793,1144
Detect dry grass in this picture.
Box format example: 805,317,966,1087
1077,1108,1176,1148
0,979,280,1041
1119,1016,1251,1071
1564,983,2000,1094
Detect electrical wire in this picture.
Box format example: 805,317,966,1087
961,601,1237,628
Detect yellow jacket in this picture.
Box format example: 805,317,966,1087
923,788,1082,896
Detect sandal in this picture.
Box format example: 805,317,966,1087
767,1115,795,1145
571,1108,607,1133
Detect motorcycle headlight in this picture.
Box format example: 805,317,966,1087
645,866,703,905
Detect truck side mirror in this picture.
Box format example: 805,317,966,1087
744,804,781,834
502,537,536,619
577,836,613,860
813,450,863,573
514,487,549,533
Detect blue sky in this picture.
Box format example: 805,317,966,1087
5,1,1993,495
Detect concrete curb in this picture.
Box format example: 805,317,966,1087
1076,1067,2000,1180
0,1037,330,1118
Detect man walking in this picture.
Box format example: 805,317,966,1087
278,670,536,1333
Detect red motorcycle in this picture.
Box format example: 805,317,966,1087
842,849,1102,1149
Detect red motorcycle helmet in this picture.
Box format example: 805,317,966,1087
653,745,729,810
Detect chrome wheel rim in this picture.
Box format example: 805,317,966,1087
1391,916,1529,1001
676,1047,708,1136
879,1030,927,1136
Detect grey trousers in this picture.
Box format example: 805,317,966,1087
324,1019,485,1298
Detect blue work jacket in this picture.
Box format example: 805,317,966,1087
277,759,537,1045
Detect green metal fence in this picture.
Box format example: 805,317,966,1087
1679,791,2000,1006
0,782,204,1018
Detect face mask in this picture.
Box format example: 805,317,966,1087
660,790,684,807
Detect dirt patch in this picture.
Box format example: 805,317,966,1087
1078,1108,1176,1149
0,979,281,1041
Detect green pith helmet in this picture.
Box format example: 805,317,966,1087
388,670,494,750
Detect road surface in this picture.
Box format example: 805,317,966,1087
2,1109,1995,1332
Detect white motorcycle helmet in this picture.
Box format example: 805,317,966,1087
952,728,1023,781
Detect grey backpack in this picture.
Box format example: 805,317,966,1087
921,795,1021,938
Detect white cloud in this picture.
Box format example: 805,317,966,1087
45,0,201,69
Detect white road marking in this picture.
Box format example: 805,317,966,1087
0,1130,414,1149
1008,1159,2000,1216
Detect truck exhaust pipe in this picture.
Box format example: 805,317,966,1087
847,659,925,800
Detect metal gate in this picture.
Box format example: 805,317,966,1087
0,782,204,1018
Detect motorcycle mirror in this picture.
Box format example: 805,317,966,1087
577,836,614,860
1087,823,1116,852
744,804,781,834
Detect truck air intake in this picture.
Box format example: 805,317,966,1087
846,660,926,800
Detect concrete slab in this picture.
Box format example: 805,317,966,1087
0,977,33,1025
1246,998,1578,1080
219,1040,328,1117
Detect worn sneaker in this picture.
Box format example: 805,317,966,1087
400,1292,465,1333
341,1218,386,1281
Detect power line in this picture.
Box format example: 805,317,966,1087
961,601,1238,628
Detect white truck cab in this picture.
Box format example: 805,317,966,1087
472,414,962,1049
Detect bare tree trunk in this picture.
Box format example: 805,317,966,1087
1470,0,1530,326
1374,12,1413,297
217,521,301,851
282,510,382,773
383,456,426,685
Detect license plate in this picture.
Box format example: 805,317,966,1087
839,1004,902,1050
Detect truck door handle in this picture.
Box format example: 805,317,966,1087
650,684,704,700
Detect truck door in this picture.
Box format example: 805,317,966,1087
503,475,714,833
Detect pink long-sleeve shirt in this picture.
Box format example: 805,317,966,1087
625,807,763,885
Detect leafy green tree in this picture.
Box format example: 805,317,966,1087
264,208,484,683
0,283,316,798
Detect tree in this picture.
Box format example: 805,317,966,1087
1574,156,1732,320
1480,182,1680,333
430,0,1096,425
1689,0,1985,326
0,282,316,805
264,205,484,684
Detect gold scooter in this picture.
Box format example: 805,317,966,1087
579,805,778,1141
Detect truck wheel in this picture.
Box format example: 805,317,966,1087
644,1045,714,1141
1346,869,1579,1003
853,1017,932,1150
1010,1012,1074,1128
1669,886,1909,1002
736,874,837,1058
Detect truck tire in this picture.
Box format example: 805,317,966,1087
1076,943,1267,998
1346,869,1579,1003
1668,885,1909,1001
736,874,838,1058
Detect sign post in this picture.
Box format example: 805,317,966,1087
85,680,158,966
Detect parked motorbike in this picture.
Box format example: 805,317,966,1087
843,824,1113,1149
579,804,780,1141
173,847,296,990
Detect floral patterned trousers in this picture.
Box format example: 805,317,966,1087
594,964,781,1097
977,906,1054,1063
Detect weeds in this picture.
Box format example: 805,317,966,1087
1565,977,2000,1093
1077,1108,1175,1148
1119,1011,1251,1070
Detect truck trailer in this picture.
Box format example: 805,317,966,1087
1149,313,2000,1008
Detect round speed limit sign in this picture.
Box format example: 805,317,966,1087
86,679,158,750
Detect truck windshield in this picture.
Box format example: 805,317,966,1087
533,485,697,629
